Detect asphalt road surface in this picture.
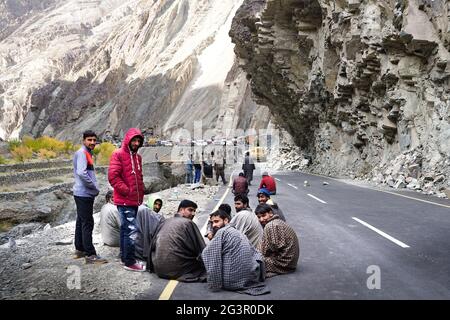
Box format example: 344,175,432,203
140,167,450,300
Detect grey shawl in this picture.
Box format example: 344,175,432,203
135,206,164,261
230,208,263,247
147,214,206,282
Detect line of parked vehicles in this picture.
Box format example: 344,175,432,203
144,136,268,162
146,137,241,147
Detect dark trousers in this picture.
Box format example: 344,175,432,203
244,170,254,185
215,169,227,185
74,196,96,256
118,205,138,266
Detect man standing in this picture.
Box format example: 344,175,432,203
255,204,299,278
73,130,107,264
202,210,270,295
242,152,255,185
185,154,193,184
108,128,145,272
147,200,206,282
214,152,227,185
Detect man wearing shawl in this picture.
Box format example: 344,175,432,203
230,194,263,247
135,194,165,261
202,210,270,295
255,203,299,278
147,200,206,282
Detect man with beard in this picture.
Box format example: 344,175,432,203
135,195,165,262
108,128,145,272
202,210,270,295
229,194,262,247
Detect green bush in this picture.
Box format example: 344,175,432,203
63,141,76,154
7,139,21,151
23,135,66,153
95,142,116,165
0,155,7,165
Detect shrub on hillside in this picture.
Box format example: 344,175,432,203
63,141,77,154
11,145,33,163
23,135,65,153
38,148,57,160
94,142,116,165
0,155,7,165
7,139,21,151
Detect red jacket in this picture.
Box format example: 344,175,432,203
259,175,276,193
108,128,145,207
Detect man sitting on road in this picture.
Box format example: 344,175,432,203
202,210,270,295
259,171,276,195
146,194,163,214
147,200,206,282
205,203,232,240
232,172,249,196
255,203,299,278
100,191,156,263
100,190,121,247
257,188,286,222
135,195,165,262
230,194,263,248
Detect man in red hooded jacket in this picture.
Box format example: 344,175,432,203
108,128,146,272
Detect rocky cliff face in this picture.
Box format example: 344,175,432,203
0,0,270,142
230,0,450,195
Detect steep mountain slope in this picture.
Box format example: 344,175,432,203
0,0,269,141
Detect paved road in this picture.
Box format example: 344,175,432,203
141,167,450,300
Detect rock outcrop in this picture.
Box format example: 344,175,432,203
230,0,450,195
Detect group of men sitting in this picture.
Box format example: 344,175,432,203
99,175,299,296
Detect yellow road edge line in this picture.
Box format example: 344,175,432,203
158,280,179,300
158,170,235,300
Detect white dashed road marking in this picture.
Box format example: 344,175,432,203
307,194,327,204
352,217,410,248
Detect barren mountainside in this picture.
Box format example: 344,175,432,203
0,0,270,142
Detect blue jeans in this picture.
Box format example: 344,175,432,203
117,206,138,266
194,168,202,183
186,170,193,184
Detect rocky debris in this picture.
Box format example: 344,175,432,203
0,183,218,300
369,147,449,196
230,0,449,196
267,130,310,171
